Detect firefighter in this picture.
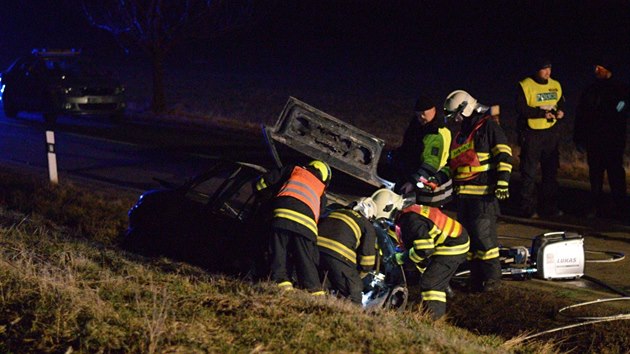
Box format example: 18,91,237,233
372,188,469,320
516,58,566,218
388,94,453,207
444,90,512,292
317,197,377,304
255,160,331,295
574,61,629,219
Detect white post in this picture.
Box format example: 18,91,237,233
46,130,58,184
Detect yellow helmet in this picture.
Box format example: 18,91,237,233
370,188,404,220
308,160,331,184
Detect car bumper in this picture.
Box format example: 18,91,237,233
60,95,126,115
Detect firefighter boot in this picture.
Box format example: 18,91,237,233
481,258,502,292
467,260,484,293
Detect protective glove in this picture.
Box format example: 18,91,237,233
495,185,510,200
417,176,438,191
391,252,407,266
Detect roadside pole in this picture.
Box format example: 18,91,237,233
46,130,58,184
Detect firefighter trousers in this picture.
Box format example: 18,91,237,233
270,228,322,292
319,253,363,304
457,196,502,286
419,254,466,320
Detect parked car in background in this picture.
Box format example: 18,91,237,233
0,48,126,123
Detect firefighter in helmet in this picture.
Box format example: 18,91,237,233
372,188,469,320
317,197,378,304
255,160,331,294
444,90,512,292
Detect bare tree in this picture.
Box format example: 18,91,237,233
81,0,256,112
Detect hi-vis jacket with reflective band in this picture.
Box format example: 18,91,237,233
449,114,512,196
396,205,469,263
317,209,377,272
257,165,326,239
414,127,454,206
519,77,563,130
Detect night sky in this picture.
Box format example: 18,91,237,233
1,1,629,117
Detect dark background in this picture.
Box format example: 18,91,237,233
1,0,629,120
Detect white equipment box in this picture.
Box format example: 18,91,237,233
531,231,585,280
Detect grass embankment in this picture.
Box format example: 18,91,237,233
0,167,628,353
0,167,534,353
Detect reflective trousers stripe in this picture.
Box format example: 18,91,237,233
274,208,318,236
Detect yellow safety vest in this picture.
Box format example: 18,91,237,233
519,77,562,130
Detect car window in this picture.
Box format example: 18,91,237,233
217,174,258,221
183,164,260,221
184,174,228,204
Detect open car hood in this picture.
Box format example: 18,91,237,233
263,97,394,189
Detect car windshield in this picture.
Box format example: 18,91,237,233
42,57,108,77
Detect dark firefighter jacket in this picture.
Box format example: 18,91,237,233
449,113,512,196
575,77,630,151
396,204,469,263
255,165,327,240
317,208,377,272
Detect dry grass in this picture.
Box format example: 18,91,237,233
0,167,137,245
0,207,546,353
0,167,560,353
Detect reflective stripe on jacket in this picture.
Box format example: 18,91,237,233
449,117,490,181
398,205,469,263
276,166,325,220
449,114,512,196
317,209,376,271
519,77,563,130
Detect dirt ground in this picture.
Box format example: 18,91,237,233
496,218,629,295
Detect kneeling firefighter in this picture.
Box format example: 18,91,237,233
372,188,470,320
317,197,378,304
255,160,331,294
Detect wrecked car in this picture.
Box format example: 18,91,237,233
123,97,405,308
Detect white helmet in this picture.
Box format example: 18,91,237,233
370,188,404,220
352,197,377,220
444,90,478,121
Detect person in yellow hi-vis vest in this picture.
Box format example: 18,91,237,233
255,160,331,295
516,58,566,218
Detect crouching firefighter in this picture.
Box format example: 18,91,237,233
317,197,378,304
372,188,470,320
255,160,332,295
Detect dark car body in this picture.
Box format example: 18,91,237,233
125,97,390,277
124,159,271,277
0,49,126,123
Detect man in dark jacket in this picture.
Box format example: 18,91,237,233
389,95,453,207
317,197,377,304
255,160,331,294
574,61,629,219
